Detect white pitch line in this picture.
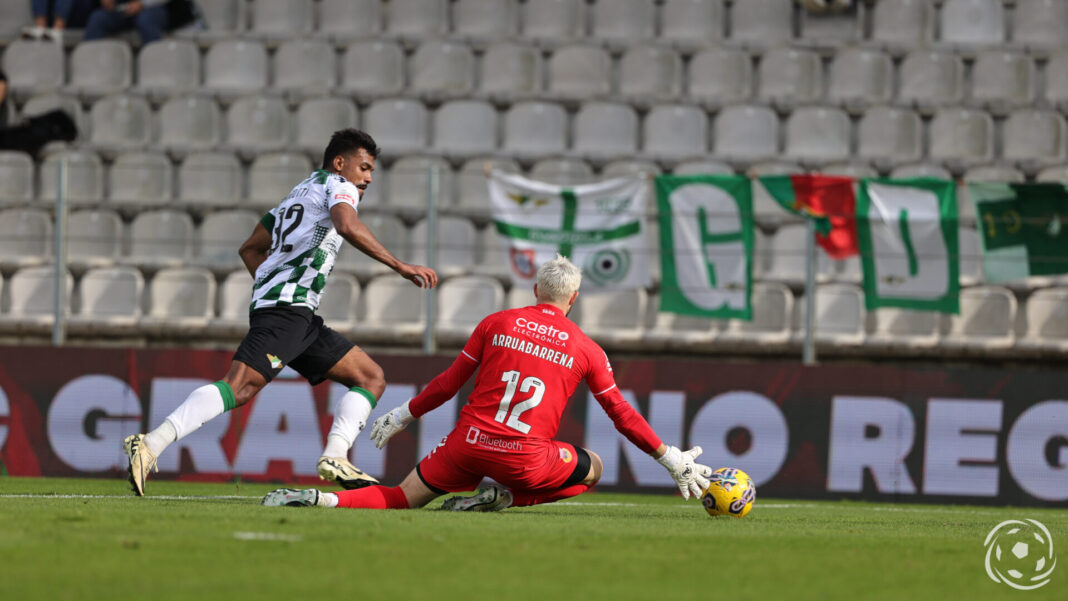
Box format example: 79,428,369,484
0,495,809,507
0,496,810,507
0,494,1047,516
233,531,302,542
868,506,1037,516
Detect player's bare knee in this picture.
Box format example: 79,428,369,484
330,350,385,397
582,449,603,486
362,362,386,398
231,380,264,408
223,363,265,408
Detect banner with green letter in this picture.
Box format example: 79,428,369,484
856,179,960,313
656,175,753,319
488,170,649,291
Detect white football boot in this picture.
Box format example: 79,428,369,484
123,434,158,497
316,456,379,489
440,483,514,512
262,488,323,507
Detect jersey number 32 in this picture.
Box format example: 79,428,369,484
270,204,305,253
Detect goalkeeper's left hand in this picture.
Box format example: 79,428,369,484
656,445,712,500
370,400,414,449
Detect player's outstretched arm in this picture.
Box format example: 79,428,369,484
370,351,479,448
589,360,711,500
330,204,438,289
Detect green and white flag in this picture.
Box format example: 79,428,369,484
656,175,753,319
856,179,960,313
970,182,1068,282
488,170,648,290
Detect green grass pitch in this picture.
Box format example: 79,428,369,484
0,477,1064,601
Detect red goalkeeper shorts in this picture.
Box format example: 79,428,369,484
416,425,590,494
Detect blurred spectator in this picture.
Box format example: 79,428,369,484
21,0,100,44
0,109,77,157
0,70,8,129
84,0,170,44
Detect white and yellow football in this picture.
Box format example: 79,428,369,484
701,467,756,518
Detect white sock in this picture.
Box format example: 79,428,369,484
322,387,377,458
319,492,339,508
143,420,177,457
144,382,231,456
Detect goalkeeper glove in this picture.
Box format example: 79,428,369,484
370,400,414,449
656,445,712,500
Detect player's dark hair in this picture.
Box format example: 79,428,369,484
322,129,380,170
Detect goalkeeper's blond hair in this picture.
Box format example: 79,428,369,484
535,254,582,303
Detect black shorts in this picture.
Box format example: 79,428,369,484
233,307,354,385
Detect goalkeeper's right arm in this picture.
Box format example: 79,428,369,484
369,351,478,449
588,365,712,500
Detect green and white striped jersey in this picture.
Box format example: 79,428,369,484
250,170,360,312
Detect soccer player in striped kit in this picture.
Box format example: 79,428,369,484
124,129,438,496
263,255,711,511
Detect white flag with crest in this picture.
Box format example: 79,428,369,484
488,170,649,291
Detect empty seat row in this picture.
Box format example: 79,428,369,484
16,36,1068,114
166,0,1068,52
11,93,357,160
0,150,601,210
0,208,507,278
1,149,315,210
3,0,1064,55
12,94,1068,177
2,263,1066,354
167,0,819,47
0,207,255,272
187,0,724,45
1,149,646,210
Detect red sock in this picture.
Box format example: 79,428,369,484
511,483,591,507
334,485,410,509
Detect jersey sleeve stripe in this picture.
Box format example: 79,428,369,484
461,350,479,363
593,384,617,396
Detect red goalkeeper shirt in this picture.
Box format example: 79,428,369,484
408,303,662,454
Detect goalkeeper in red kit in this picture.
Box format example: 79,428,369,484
263,255,713,511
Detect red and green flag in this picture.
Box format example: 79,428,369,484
759,174,860,258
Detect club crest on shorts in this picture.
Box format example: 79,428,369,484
266,353,282,369
559,448,573,463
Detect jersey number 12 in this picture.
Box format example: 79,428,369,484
495,370,545,434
